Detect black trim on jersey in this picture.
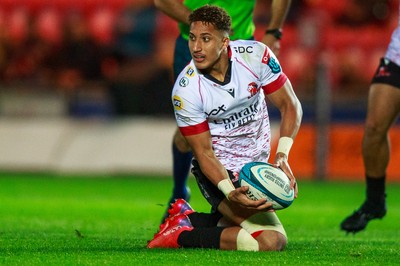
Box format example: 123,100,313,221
204,60,232,86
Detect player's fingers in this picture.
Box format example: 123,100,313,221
280,163,296,189
272,162,297,197
237,186,249,193
240,196,269,209
256,201,273,211
251,198,268,206
289,175,296,189
294,180,298,198
243,200,272,211
278,165,295,188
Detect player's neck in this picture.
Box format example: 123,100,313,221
207,52,229,82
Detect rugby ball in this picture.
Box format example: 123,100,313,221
239,162,294,210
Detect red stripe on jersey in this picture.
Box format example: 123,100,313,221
179,120,209,136
262,74,287,95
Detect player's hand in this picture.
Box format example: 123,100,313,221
228,186,273,211
274,153,298,198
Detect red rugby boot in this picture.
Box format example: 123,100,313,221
158,199,194,232
148,214,193,248
168,198,194,217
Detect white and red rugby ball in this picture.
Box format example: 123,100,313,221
239,162,294,210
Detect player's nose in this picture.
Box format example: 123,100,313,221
192,39,202,51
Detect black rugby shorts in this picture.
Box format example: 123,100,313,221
191,160,240,213
371,58,400,88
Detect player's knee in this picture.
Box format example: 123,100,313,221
256,230,287,251
173,129,191,152
239,212,287,251
364,117,388,139
364,123,379,136
363,125,388,149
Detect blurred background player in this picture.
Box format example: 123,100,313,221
148,5,302,250
340,2,400,234
154,0,292,221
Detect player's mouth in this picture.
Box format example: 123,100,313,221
192,53,205,63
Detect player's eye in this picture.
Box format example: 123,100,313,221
189,34,195,41
202,36,210,42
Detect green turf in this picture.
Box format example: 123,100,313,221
0,173,399,265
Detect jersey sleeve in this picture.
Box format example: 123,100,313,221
172,74,209,136
255,43,288,95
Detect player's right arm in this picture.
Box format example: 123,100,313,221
154,0,191,24
183,130,271,210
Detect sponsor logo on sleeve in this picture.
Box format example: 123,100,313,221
261,48,281,74
261,48,270,64
186,67,195,77
179,77,189,87
176,113,191,122
173,95,183,110
268,57,281,74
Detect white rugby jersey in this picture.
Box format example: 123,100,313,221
172,40,287,173
385,3,400,66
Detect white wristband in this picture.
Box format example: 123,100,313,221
217,179,235,199
276,137,293,157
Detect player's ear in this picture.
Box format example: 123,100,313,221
222,36,230,49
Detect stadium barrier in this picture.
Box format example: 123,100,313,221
0,117,176,175
0,118,398,181
272,124,400,182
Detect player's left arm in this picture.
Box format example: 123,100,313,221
260,0,292,57
266,79,302,197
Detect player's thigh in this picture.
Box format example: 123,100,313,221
192,160,238,213
366,83,400,132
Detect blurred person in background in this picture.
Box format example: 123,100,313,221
341,2,400,234
154,0,292,222
52,10,109,117
148,5,302,250
55,11,104,90
106,0,172,115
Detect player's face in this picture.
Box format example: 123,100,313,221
188,21,229,71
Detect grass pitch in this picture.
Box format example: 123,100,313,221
0,173,399,265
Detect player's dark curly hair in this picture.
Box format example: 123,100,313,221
189,5,231,33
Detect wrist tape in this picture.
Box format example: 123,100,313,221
217,179,235,199
276,137,293,157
